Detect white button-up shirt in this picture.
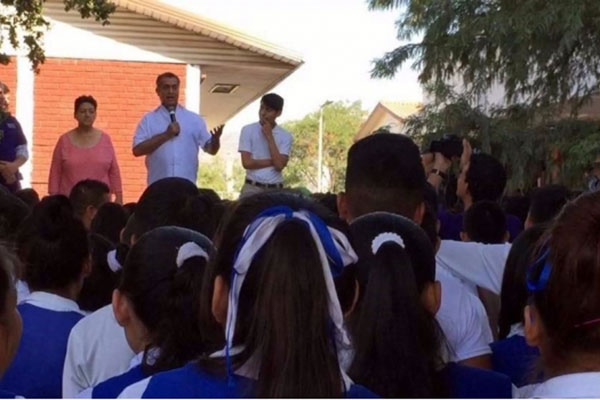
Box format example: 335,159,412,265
133,105,212,185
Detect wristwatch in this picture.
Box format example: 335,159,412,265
429,168,448,181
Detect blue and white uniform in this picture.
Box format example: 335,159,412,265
491,323,541,387
118,362,376,398
79,353,146,399
517,372,600,398
0,292,85,398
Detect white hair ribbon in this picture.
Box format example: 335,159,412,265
223,206,358,390
176,242,209,268
106,249,122,273
371,232,405,255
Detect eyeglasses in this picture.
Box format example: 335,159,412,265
526,247,552,292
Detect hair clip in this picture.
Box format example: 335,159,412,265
176,242,209,268
371,232,405,255
106,249,122,273
526,247,552,292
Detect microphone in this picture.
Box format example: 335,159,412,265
168,106,176,123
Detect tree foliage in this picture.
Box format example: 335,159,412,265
197,156,245,200
0,0,115,70
282,101,366,193
370,0,600,114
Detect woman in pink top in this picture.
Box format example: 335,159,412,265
48,96,123,203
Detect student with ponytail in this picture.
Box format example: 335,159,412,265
518,191,600,397
121,192,373,398
348,212,512,398
0,195,90,398
80,227,213,398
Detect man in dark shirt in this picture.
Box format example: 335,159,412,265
0,81,28,193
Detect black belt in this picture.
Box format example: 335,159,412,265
245,178,283,189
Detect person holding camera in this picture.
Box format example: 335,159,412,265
423,138,522,242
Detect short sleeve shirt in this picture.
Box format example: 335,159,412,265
238,122,292,184
133,105,211,185
0,115,27,187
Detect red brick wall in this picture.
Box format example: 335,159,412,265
0,57,17,115
33,58,187,202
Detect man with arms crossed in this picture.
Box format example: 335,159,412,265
239,93,292,198
133,72,223,185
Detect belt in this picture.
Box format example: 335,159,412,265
245,178,284,189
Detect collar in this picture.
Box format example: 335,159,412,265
22,291,84,314
531,372,600,397
158,104,181,113
508,323,525,338
129,347,160,369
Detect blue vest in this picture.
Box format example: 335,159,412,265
491,335,541,387
0,303,84,398
140,362,377,398
444,363,513,398
92,364,147,398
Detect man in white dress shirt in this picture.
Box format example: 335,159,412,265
238,93,292,198
133,72,223,185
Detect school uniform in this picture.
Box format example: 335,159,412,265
118,362,377,398
435,266,494,363
442,363,513,398
77,353,146,399
517,372,600,398
490,324,541,387
62,304,135,397
0,389,19,398
0,291,85,398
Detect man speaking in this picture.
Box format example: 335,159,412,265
133,72,224,185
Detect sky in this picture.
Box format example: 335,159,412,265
158,0,423,134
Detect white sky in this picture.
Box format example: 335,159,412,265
159,0,423,133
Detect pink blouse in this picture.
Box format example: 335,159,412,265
48,132,122,196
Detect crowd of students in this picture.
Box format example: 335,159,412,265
0,132,597,398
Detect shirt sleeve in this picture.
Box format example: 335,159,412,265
280,131,293,156
48,137,63,195
238,125,252,153
106,135,122,194
436,240,511,294
62,325,91,398
195,116,212,150
451,292,494,362
132,115,151,148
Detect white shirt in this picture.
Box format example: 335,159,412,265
15,280,30,304
22,291,84,314
435,266,494,362
62,305,135,397
517,372,600,398
238,122,293,184
436,240,512,294
133,105,212,185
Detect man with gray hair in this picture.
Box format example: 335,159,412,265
0,81,28,192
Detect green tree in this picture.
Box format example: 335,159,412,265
369,0,600,114
282,101,366,193
1,0,115,69
197,156,247,199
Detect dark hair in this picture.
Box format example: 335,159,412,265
69,179,110,218
528,191,600,367
91,202,128,244
119,226,212,375
156,72,180,87
17,195,89,291
206,192,350,397
14,189,39,210
502,194,530,227
74,95,97,113
122,203,137,220
260,93,284,111
498,224,547,339
348,212,445,397
0,244,18,317
466,153,507,202
78,233,120,312
311,192,338,216
463,200,507,244
345,133,426,219
0,189,30,246
132,178,218,239
528,185,571,225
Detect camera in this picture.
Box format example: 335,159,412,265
429,134,463,159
